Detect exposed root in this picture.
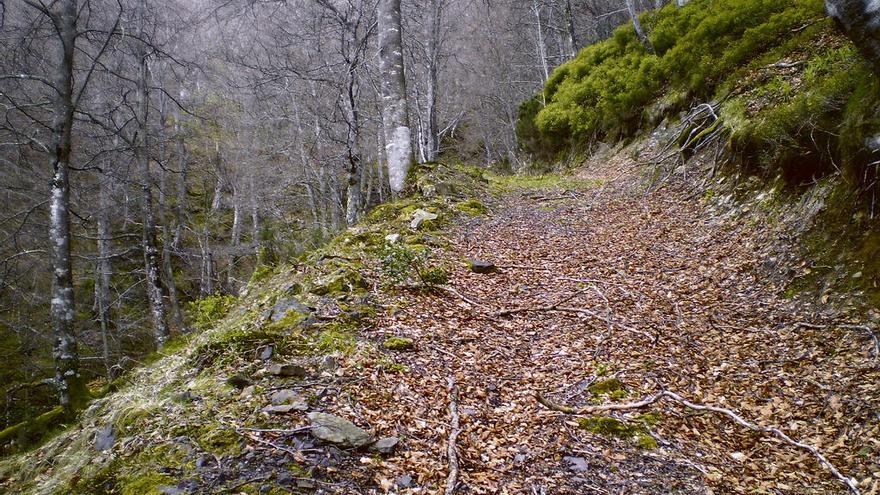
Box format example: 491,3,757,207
535,390,860,494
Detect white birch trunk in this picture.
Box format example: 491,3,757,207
137,0,170,346
378,0,414,193
47,0,88,414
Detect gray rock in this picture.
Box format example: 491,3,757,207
827,1,880,72
271,389,301,404
271,297,312,322
263,403,308,414
157,487,185,495
468,259,497,274
268,363,308,378
370,436,399,454
239,385,256,399
410,208,439,229
563,456,589,472
307,412,373,448
94,424,115,452
259,345,274,361
276,471,294,485
396,474,413,488
318,355,338,371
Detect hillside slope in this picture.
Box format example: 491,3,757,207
0,152,877,493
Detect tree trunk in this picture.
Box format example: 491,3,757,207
96,171,114,378
625,0,654,53
423,0,442,162
157,87,184,332
344,69,363,225
47,0,89,416
564,0,578,57
378,0,414,193
137,0,170,346
826,0,880,73
533,0,551,83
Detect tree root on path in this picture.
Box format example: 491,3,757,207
446,377,461,495
535,390,860,494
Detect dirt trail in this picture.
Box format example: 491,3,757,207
347,163,879,494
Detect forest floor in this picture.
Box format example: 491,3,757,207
9,153,877,495
267,155,880,494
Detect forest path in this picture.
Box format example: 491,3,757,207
347,161,878,494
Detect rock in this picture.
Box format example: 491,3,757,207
827,0,880,72
385,233,400,244
468,259,497,274
382,337,415,351
226,374,252,389
395,474,413,488
410,208,439,229
239,385,256,399
563,456,589,472
268,363,308,378
370,436,400,454
263,402,308,414
310,269,368,295
94,424,115,452
318,355,338,371
158,487,185,495
271,389,300,404
271,297,311,322
259,345,274,361
296,479,317,489
276,471,294,485
307,412,373,448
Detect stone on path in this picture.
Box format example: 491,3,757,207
307,412,373,448
370,436,400,454
468,259,497,274
268,362,308,378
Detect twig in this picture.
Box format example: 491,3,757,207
445,376,461,495
427,343,460,361
796,322,879,359
440,286,484,308
535,391,859,494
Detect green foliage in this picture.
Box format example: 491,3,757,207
382,337,415,351
380,243,448,288
524,0,826,150
311,329,357,355
187,294,237,331
578,415,659,449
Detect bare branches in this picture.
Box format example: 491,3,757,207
536,390,860,494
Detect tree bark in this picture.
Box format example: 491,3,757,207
626,0,654,53
46,0,89,416
423,0,442,162
378,0,414,193
826,0,880,73
344,69,363,225
137,0,170,346
96,170,114,378
157,83,184,332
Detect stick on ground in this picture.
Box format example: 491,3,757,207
445,376,461,495
535,390,859,494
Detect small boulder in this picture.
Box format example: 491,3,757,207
259,345,274,361
271,298,310,322
268,363,308,378
270,389,301,405
396,474,413,488
410,208,439,229
563,456,589,472
239,385,256,399
468,259,497,274
94,424,115,452
263,403,308,414
318,355,338,371
370,436,400,454
307,412,373,448
383,337,415,351
226,374,252,389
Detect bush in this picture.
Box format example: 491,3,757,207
524,0,826,152
187,294,237,330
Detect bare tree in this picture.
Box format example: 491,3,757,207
378,0,414,192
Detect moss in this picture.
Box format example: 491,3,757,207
310,267,368,296
311,329,357,355
249,264,275,285
454,199,488,216
196,426,242,456
0,406,65,453
119,472,175,495
382,337,415,351
635,433,659,449
488,173,602,193
190,328,305,370
588,378,625,396
187,294,237,330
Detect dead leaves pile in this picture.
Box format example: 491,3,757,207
291,162,878,494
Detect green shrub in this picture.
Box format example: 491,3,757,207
187,294,237,330
524,0,826,152
380,243,448,289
